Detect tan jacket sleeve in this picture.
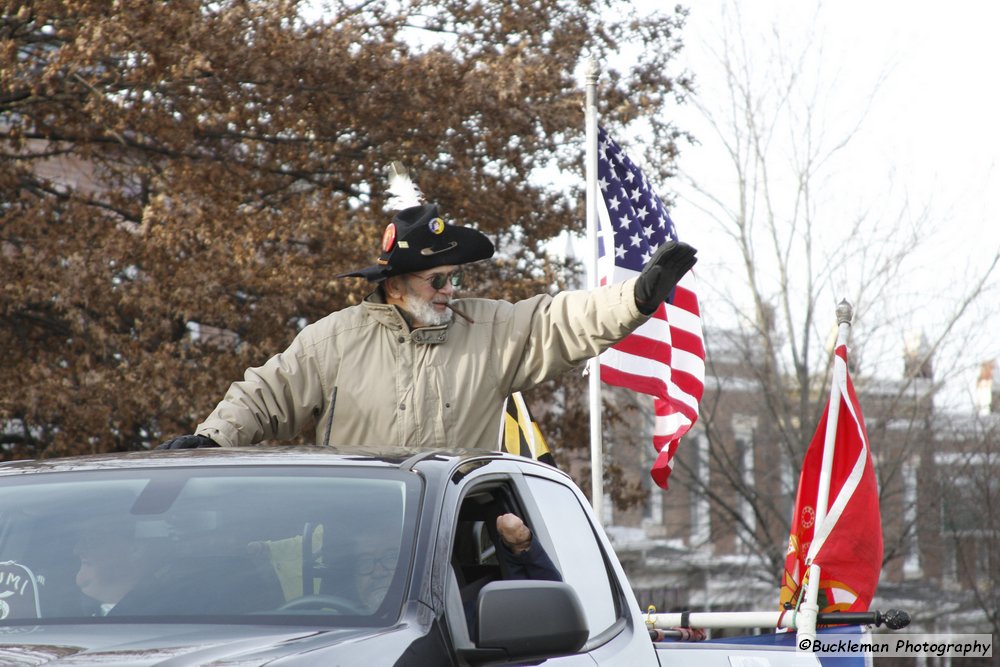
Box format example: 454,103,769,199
499,277,647,393
195,331,325,447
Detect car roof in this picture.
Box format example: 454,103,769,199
0,446,557,484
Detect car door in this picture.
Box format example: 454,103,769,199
517,471,658,666
442,467,597,666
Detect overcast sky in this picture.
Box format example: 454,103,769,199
663,0,1000,410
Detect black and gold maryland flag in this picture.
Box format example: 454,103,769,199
500,392,556,467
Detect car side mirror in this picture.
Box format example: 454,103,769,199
465,580,588,664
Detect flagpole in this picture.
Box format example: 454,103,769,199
583,56,604,525
797,299,854,644
647,607,908,631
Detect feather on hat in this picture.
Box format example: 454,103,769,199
385,161,424,211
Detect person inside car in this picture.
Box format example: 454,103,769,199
350,530,402,613
493,512,560,583
74,523,153,616
247,515,404,614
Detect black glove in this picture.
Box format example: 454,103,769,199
633,240,698,315
155,434,220,450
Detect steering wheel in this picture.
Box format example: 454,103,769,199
276,594,366,614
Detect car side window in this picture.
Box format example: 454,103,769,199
450,489,517,614
522,476,619,638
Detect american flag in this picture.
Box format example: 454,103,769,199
596,127,705,489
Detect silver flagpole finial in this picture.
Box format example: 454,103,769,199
584,56,600,84
836,299,853,325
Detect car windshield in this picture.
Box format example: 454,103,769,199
0,465,421,627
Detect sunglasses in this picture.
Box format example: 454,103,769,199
355,549,399,575
413,270,463,290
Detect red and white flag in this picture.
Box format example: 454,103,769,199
780,344,883,613
595,127,705,489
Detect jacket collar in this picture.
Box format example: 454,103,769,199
363,292,451,345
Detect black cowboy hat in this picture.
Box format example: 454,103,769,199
338,204,495,282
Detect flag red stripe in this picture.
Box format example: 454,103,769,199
668,285,700,313
611,334,672,363
671,368,705,404
669,326,705,359
599,366,668,399
599,358,703,411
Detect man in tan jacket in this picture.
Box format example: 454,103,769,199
159,203,696,451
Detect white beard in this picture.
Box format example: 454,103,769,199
402,292,453,327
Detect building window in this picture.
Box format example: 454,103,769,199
902,458,922,578
937,454,999,588
732,415,758,554
690,433,711,548
939,465,998,537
